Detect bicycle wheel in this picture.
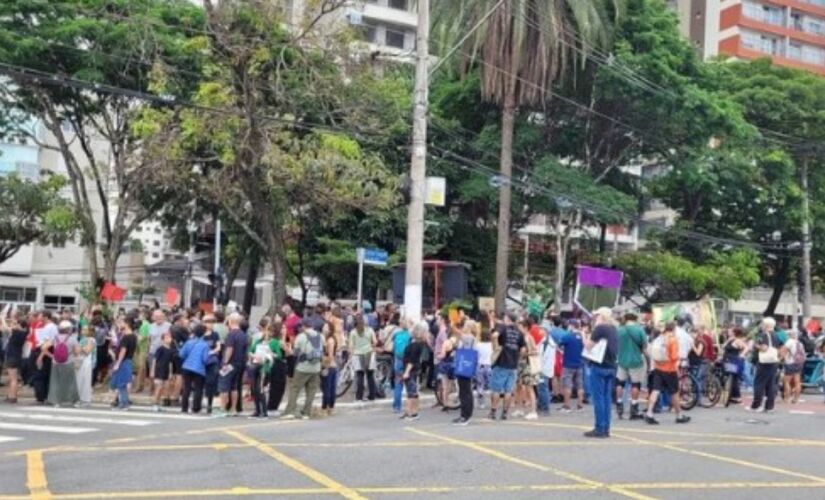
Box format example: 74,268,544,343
722,376,733,408
336,363,353,397
700,374,722,408
375,359,393,399
680,373,698,411
435,377,460,410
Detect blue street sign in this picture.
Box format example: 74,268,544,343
358,247,388,267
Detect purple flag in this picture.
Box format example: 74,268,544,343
576,266,623,289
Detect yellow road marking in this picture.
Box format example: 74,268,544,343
505,420,825,444
26,487,332,499
407,428,656,500
25,451,51,500
613,432,825,484
621,481,825,490
225,430,366,500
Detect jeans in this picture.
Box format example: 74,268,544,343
583,362,592,401
589,365,616,435
393,359,404,411
458,376,474,420
537,375,551,412
204,363,219,409
742,359,755,389
752,363,778,411
268,359,287,411
355,370,377,401
321,367,338,410
284,370,320,418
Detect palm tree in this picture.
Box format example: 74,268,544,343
431,0,623,312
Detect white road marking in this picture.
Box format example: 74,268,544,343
29,406,203,421
0,435,23,444
0,410,157,427
789,410,815,415
0,422,95,434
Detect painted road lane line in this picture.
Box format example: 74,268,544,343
0,436,22,444
407,427,656,500
0,423,95,435
27,407,201,421
0,411,157,427
26,451,51,500
225,430,366,500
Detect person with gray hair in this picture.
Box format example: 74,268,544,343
749,316,781,413
399,321,429,421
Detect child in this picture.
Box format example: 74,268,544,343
475,327,493,409
151,332,175,412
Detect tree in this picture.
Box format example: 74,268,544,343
139,0,401,309
0,173,76,264
0,0,204,285
431,0,625,312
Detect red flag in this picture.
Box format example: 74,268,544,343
164,287,180,307
100,282,126,302
110,286,126,302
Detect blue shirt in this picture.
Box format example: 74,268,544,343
559,331,584,368
180,337,209,377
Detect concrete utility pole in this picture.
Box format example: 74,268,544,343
801,156,812,319
403,0,429,323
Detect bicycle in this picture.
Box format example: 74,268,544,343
335,352,391,399
678,365,699,411
716,358,743,407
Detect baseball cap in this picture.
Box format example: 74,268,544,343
58,320,73,331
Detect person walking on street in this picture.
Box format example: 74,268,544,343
283,318,323,420
584,308,620,438
644,322,691,425
615,313,647,420
750,317,781,413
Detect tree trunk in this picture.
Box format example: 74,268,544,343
242,259,259,315
764,256,791,316
494,84,517,314
598,223,607,262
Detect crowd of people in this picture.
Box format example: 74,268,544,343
0,301,823,438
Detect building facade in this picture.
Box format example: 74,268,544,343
671,0,825,75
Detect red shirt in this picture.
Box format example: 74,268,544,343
529,325,544,346
284,313,301,343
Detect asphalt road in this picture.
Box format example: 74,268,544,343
0,391,824,500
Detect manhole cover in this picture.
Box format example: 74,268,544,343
724,417,770,425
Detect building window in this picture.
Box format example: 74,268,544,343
743,1,783,26
802,44,825,65
788,42,802,60
43,295,76,310
805,18,825,35
154,227,161,234
385,24,407,49
152,252,160,259
358,23,378,44
388,0,408,10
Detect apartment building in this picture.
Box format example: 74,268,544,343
671,0,825,75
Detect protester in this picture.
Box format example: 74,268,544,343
283,318,323,420
91,313,110,385
179,324,208,414
782,330,805,404
44,320,79,407
488,313,526,421
202,315,222,414
267,320,290,415
515,318,539,421
585,308,620,438
348,314,377,402
750,317,782,413
475,326,493,409
400,322,426,421
151,331,176,412
722,327,748,405
1,313,27,403
320,320,339,416
248,326,275,418
453,320,478,425
110,316,138,410
74,325,96,407
31,311,58,403
615,312,647,420
644,322,691,425
390,319,412,413
558,320,585,413
219,313,249,417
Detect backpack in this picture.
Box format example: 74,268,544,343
53,335,70,364
299,333,323,363
540,334,557,378
650,335,669,363
393,330,411,360
453,336,478,378
792,341,806,365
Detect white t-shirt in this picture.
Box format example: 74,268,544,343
35,322,58,347
676,327,692,360
148,321,171,356
784,338,800,364
476,341,493,366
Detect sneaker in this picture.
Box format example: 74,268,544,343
616,403,624,419
152,405,161,413
500,411,508,421
452,417,470,426
575,405,584,412
675,415,691,424
280,414,296,420
644,415,659,425
300,415,310,420
512,410,525,418
487,410,497,421
559,406,572,414
583,430,608,438
524,412,538,421
406,413,420,421
399,413,409,420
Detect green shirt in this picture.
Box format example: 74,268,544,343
249,338,282,375
137,320,151,354
617,323,647,369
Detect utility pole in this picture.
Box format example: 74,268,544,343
213,217,222,310
403,0,429,323
801,156,812,319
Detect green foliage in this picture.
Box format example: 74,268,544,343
0,173,77,263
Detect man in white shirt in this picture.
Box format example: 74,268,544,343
675,317,693,363
32,311,58,402
148,310,171,359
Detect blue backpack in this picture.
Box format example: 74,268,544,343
393,330,411,360
453,337,478,378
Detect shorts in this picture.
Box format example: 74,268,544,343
404,376,419,398
490,367,517,394
517,358,539,386
171,355,182,375
651,370,679,395
153,378,169,386
784,363,803,375
562,367,583,391
153,366,170,382
437,360,455,380
218,364,244,393
4,357,21,370
616,364,646,385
